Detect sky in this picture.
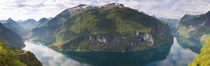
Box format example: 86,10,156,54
0,0,210,21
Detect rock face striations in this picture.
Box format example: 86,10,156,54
31,3,173,52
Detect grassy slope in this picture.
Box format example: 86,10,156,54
32,5,171,52
189,38,210,66
0,41,42,66
178,14,210,41
53,7,165,46
0,41,26,66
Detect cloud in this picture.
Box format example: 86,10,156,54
119,0,210,18
0,0,209,20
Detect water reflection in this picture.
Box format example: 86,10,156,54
23,41,89,66
60,42,172,66
23,37,197,66
176,37,202,53
146,38,197,66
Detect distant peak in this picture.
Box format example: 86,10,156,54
39,18,48,20
206,11,210,15
7,18,13,21
38,18,49,22
26,19,36,21
104,3,124,8
182,14,194,18
77,4,87,7
207,11,210,13
72,4,87,9
7,18,16,23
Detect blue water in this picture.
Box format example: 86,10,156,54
23,37,197,66
146,37,197,66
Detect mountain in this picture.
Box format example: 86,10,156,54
177,11,210,42
3,18,24,36
37,18,49,27
31,3,173,52
0,41,42,66
158,18,179,34
15,18,48,37
16,19,39,37
0,23,25,49
0,22,42,65
158,18,178,27
18,19,38,29
177,11,210,53
0,20,6,23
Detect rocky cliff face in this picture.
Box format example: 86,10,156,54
58,33,154,52
58,24,172,52
31,3,173,52
19,51,42,66
151,23,173,46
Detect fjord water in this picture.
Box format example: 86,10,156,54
23,37,197,66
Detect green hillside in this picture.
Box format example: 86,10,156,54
0,41,42,66
189,38,210,66
177,11,210,42
31,3,173,52
0,23,25,49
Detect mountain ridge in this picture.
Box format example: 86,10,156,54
0,23,25,49
31,3,173,52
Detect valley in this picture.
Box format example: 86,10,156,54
0,2,209,66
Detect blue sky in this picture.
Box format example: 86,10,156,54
0,0,210,20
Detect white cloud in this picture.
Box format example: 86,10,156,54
119,0,210,19
0,0,209,20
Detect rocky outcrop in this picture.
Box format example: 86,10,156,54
19,51,42,66
151,24,173,46
103,3,124,8
59,33,156,52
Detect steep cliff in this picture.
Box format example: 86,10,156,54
177,11,210,53
3,18,24,36
31,3,173,52
0,23,25,49
177,11,210,42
